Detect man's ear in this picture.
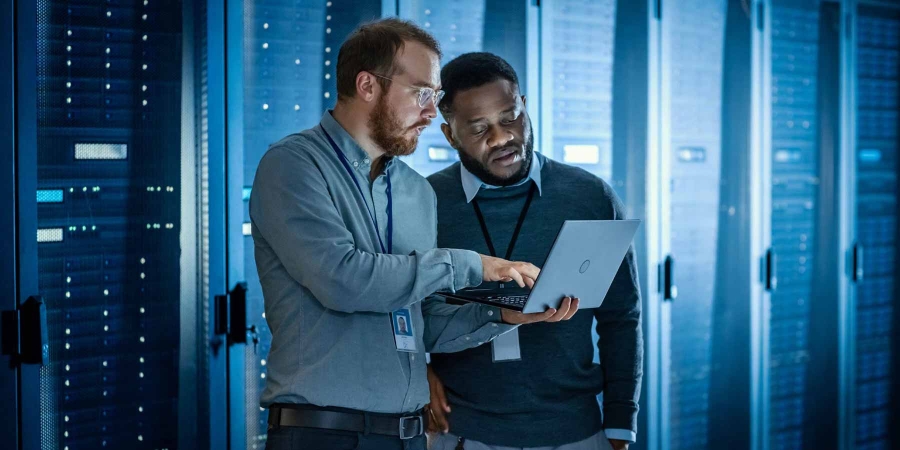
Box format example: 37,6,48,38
356,71,379,103
440,122,457,149
521,95,527,108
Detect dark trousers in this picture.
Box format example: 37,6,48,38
264,425,427,450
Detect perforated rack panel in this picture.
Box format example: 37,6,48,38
664,1,727,448
35,0,184,448
768,2,821,449
544,0,616,182
854,9,898,450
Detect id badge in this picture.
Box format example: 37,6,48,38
391,308,417,352
491,327,522,362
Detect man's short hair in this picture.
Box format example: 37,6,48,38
337,18,441,102
438,52,520,118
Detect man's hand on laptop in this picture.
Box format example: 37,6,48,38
480,255,540,288
501,297,580,325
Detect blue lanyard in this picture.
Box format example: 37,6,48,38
321,125,393,254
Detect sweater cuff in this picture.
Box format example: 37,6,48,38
602,404,638,440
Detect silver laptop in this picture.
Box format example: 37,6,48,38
438,220,639,314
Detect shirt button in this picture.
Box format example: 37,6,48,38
477,342,484,346
352,161,359,167
465,336,470,341
487,310,494,317
492,323,498,328
410,354,415,361
364,159,370,164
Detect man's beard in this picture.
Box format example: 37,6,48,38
457,118,534,187
368,94,427,157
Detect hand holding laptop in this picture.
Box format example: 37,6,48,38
501,296,581,325
479,255,580,323
442,220,640,314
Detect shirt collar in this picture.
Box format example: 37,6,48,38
460,152,543,203
320,110,394,174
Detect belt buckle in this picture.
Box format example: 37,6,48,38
398,415,423,440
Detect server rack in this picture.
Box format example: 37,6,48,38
852,2,899,449
5,1,231,449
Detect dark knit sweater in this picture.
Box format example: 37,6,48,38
427,154,643,447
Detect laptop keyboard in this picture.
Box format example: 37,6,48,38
485,295,529,308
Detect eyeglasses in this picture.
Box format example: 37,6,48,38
371,73,445,108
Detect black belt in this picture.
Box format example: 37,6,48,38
267,404,425,440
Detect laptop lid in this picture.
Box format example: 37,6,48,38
520,219,639,314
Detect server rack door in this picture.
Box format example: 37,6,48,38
397,0,528,177
854,4,899,450
19,0,212,449
767,1,817,447
660,1,729,448
230,2,383,449
764,0,845,448
658,1,759,449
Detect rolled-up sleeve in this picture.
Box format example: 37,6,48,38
250,144,483,314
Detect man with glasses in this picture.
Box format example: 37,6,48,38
250,19,579,450
424,53,643,450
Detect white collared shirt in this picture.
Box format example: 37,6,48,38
459,152,544,203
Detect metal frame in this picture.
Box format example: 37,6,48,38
178,0,201,448
643,0,663,449
837,2,858,450
750,1,773,450
653,1,672,442
14,0,40,448
0,0,19,447
225,1,248,448
654,0,672,448
203,1,230,449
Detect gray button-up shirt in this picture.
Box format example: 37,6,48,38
250,111,516,414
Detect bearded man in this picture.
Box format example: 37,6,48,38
425,52,643,450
